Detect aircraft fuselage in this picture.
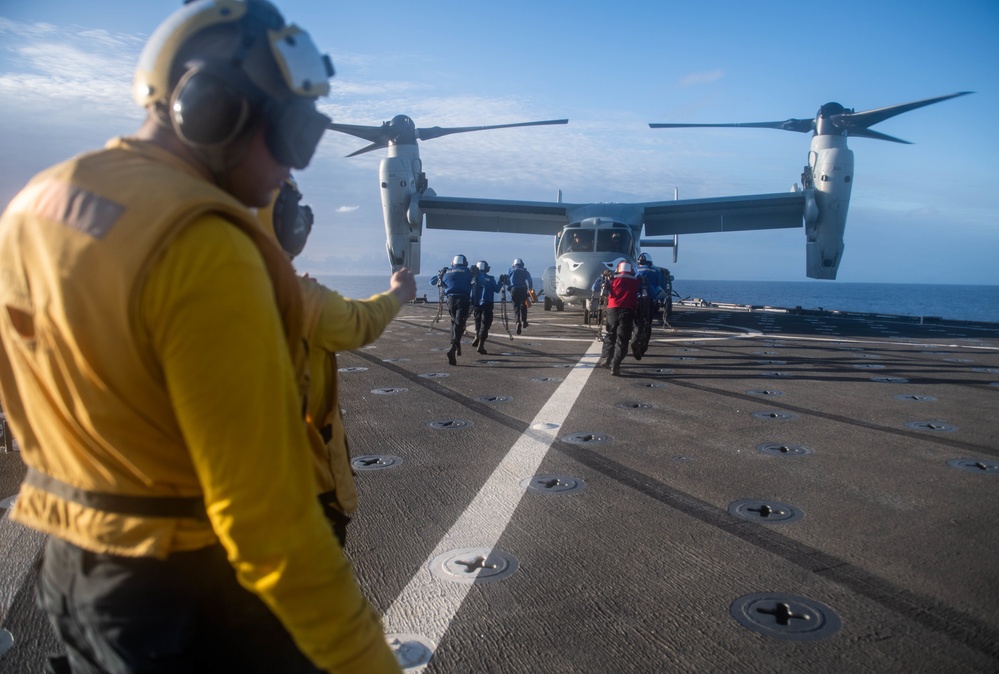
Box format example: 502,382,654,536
542,216,640,310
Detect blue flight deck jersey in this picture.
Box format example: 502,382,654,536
432,266,473,296
472,273,500,306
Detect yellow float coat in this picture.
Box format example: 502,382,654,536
0,137,401,672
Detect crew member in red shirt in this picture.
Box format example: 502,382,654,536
597,260,641,376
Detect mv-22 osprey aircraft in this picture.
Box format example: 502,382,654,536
326,92,970,318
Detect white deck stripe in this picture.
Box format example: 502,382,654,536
383,340,603,652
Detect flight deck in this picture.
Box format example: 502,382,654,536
2,301,998,672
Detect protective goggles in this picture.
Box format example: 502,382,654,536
264,24,334,168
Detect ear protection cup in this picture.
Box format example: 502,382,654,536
170,60,255,147
272,182,313,256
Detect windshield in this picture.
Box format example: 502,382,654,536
597,228,633,255
559,229,594,255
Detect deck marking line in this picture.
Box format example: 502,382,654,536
383,339,603,651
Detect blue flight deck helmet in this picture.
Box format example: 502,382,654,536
452,255,468,267
512,258,524,268
476,260,490,273
637,253,652,266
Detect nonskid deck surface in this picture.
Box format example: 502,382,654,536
2,303,997,672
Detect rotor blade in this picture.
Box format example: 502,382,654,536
345,142,388,158
417,119,568,142
649,118,814,133
326,121,392,143
844,128,912,144
834,91,973,131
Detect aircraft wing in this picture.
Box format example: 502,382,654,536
642,192,805,236
420,195,573,236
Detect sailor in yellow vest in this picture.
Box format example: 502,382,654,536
260,179,415,546
0,2,401,672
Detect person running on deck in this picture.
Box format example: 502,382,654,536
431,254,474,364
507,257,533,334
471,260,501,354
597,261,642,376
632,253,662,359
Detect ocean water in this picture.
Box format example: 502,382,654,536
313,275,999,324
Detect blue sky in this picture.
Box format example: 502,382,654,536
1,1,996,284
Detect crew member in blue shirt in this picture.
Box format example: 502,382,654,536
431,255,474,364
507,258,533,334
632,253,662,359
471,260,501,354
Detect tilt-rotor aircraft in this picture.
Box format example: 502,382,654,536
326,92,970,316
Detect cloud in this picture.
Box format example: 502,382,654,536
336,205,360,213
906,205,939,217
0,20,142,116
678,70,724,87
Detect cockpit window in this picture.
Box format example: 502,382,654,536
597,228,633,255
560,229,594,254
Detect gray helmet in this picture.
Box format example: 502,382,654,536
476,260,490,272
452,255,468,267
512,258,524,268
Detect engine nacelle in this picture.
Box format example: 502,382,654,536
379,151,424,273
804,135,853,280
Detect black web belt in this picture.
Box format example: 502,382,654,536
24,467,206,520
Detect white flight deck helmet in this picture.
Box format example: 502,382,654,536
452,255,467,267
133,0,334,173
512,258,524,268
476,260,490,273
616,261,635,275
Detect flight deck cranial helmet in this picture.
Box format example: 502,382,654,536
512,258,524,268
476,260,490,273
133,0,335,173
637,253,652,267
452,255,468,268
616,261,634,275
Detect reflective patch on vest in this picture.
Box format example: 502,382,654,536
7,179,124,239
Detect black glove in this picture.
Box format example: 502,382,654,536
498,274,509,285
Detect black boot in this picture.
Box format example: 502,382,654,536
477,336,487,354
456,343,462,356
447,348,457,365
471,334,480,347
